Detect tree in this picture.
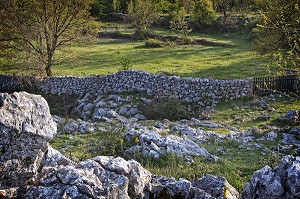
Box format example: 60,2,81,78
90,0,115,20
0,0,93,76
254,0,300,75
192,0,216,26
170,7,191,39
178,0,195,14
127,0,159,39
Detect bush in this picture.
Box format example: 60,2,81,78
117,52,133,70
175,37,194,45
144,38,174,48
139,95,193,120
191,0,216,28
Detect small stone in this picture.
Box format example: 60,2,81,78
126,107,139,115
119,107,128,115
133,114,147,120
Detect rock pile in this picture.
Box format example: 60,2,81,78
241,155,300,199
0,92,239,198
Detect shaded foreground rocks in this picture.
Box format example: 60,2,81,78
0,92,239,198
241,155,300,199
0,92,56,188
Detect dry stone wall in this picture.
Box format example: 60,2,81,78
0,71,252,104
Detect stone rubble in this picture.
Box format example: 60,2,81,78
0,92,240,199
278,109,299,125
241,155,300,199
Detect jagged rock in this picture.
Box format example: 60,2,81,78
126,107,139,116
281,133,300,147
26,158,130,199
149,174,238,199
91,156,152,199
92,108,119,121
257,131,278,141
52,115,66,124
80,103,94,120
64,120,78,133
195,121,222,128
194,174,239,199
278,109,299,125
171,123,197,137
0,92,56,189
126,128,221,161
42,146,73,167
241,155,300,199
64,119,94,134
251,99,267,108
154,121,167,129
141,97,152,104
119,106,128,115
289,128,300,136
133,114,147,121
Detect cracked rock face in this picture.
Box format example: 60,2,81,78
0,92,56,188
241,155,300,199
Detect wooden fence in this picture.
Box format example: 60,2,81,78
253,76,298,95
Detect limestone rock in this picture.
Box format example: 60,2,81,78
0,92,56,188
281,133,300,147
194,174,239,199
241,155,300,199
257,131,278,141
278,109,299,125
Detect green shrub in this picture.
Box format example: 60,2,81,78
117,52,133,70
175,37,194,45
144,38,173,48
139,95,193,120
192,0,216,26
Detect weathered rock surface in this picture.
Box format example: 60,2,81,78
241,155,300,199
278,109,299,125
0,92,56,188
125,127,221,161
0,92,238,199
194,174,239,199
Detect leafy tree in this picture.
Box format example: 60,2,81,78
254,0,300,75
178,0,195,14
212,0,233,20
91,0,115,20
127,0,159,39
0,0,94,77
192,0,216,26
170,7,191,39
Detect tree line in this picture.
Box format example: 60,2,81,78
0,0,299,77
90,0,271,19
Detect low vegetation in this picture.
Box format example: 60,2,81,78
49,92,300,192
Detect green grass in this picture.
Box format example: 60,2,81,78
49,95,300,193
136,139,279,192
50,127,127,161
50,129,286,192
210,97,300,131
1,23,273,79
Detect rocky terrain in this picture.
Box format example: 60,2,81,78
1,92,300,198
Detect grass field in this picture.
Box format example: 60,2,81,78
1,22,273,79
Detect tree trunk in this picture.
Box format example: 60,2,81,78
45,59,52,77
45,50,54,76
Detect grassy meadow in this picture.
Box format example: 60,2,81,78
1,22,273,79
